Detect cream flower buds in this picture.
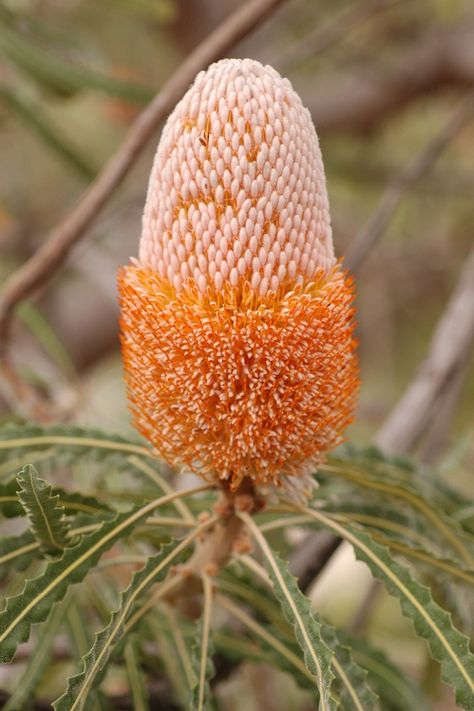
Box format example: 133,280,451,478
119,58,358,492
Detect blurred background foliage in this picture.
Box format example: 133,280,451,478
0,0,473,708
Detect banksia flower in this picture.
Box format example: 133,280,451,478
119,59,358,496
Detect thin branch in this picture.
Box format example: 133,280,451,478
0,0,286,354
345,92,474,272
302,20,474,134
375,245,474,456
274,0,401,72
419,359,470,464
349,579,383,635
289,530,342,593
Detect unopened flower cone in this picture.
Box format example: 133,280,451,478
119,58,359,496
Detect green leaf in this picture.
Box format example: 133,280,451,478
52,534,200,711
299,507,474,710
149,610,195,707
0,423,155,466
0,515,113,581
0,478,22,517
17,464,71,554
1,477,112,520
319,624,378,710
0,85,96,179
325,452,474,566
0,530,37,578
0,489,187,663
367,530,474,588
0,424,157,461
107,0,177,22
16,300,79,379
124,639,150,711
0,11,153,102
2,597,69,711
57,490,113,517
216,593,316,693
239,512,336,710
0,479,113,518
214,628,288,668
318,499,437,552
289,504,474,589
65,603,106,711
218,577,377,709
190,574,215,711
345,635,431,711
218,566,290,632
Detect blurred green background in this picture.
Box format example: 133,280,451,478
0,1,473,708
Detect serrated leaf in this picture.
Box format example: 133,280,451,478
2,597,68,711
190,574,215,711
216,593,316,693
324,454,474,567
17,464,71,554
0,423,154,465
300,507,474,710
296,504,474,589
0,489,188,663
266,559,336,710
53,529,206,711
1,476,112,519
319,624,378,710
0,515,112,582
239,512,336,710
218,577,377,709
367,530,474,588
66,603,111,711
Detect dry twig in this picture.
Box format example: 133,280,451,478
0,0,286,354
376,245,474,455
345,92,474,272
303,21,474,133
274,0,401,71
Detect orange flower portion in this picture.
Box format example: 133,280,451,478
118,266,358,490
119,58,359,493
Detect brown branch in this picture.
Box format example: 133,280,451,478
419,358,470,464
345,92,474,272
274,0,402,72
301,20,474,134
0,0,286,355
289,529,342,592
349,579,383,635
375,245,474,456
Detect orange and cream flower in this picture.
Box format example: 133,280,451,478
118,58,358,495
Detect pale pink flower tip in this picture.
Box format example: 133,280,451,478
139,58,335,296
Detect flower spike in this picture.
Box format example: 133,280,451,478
119,58,359,496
